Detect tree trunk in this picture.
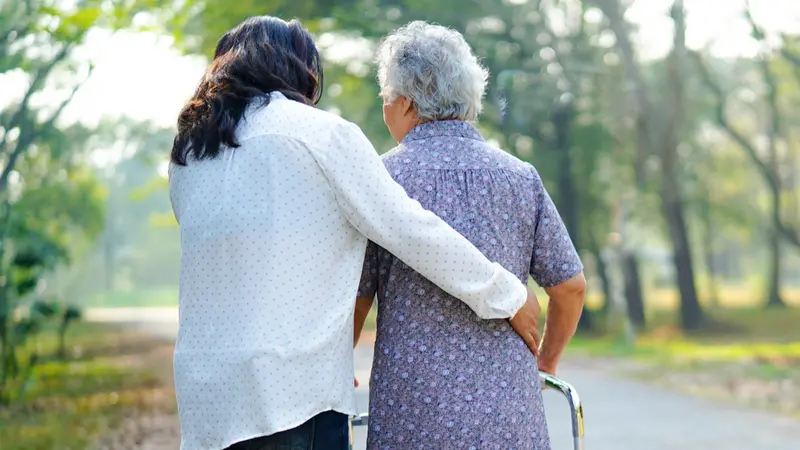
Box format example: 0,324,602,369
550,101,595,331
58,323,67,361
552,101,580,250
558,154,580,250
0,316,7,404
766,192,786,308
589,233,613,316
104,189,116,293
621,252,645,329
745,7,787,309
602,236,636,346
700,192,720,307
0,205,10,403
663,0,705,331
664,192,705,330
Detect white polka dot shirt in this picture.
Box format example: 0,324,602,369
167,93,528,450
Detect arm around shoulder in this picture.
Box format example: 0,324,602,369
312,121,527,320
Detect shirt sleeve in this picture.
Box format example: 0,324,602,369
528,166,584,287
357,241,379,299
311,121,527,320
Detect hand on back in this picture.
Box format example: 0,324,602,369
508,289,541,358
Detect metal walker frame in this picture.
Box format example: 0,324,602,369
350,372,585,449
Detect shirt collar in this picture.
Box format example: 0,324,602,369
401,120,485,143
270,91,287,101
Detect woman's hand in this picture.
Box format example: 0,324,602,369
508,289,541,357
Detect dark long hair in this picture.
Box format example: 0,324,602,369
171,16,323,165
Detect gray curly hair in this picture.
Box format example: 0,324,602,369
375,21,489,122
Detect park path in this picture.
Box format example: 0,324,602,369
87,307,800,450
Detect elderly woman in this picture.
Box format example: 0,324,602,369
353,22,586,448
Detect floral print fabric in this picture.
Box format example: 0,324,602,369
358,120,583,449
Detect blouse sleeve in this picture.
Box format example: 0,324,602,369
528,166,584,287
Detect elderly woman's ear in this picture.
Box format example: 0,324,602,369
382,95,419,142
399,96,416,118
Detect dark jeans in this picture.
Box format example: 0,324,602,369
225,411,350,450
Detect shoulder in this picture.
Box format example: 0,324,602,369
380,144,405,164
238,96,359,147
277,97,352,128
380,144,417,176
471,141,538,180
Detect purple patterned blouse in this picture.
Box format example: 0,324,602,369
358,120,583,449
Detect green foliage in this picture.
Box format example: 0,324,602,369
0,323,167,450
176,0,359,56
0,0,173,406
179,0,622,241
130,0,800,326
0,105,106,407
0,150,104,402
49,120,182,301
1,299,85,402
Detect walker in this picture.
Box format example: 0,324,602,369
350,372,585,449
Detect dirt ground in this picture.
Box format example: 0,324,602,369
90,339,181,450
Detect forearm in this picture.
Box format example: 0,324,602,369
353,296,374,348
368,216,527,319
538,276,586,372
316,121,526,320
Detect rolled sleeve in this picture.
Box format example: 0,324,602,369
529,166,584,287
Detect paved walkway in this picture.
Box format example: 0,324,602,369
89,308,800,450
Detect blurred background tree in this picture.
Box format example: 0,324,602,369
164,0,800,333
0,0,181,403
3,0,800,360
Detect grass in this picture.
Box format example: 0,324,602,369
581,283,800,311
0,322,176,450
567,306,800,416
568,307,800,361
